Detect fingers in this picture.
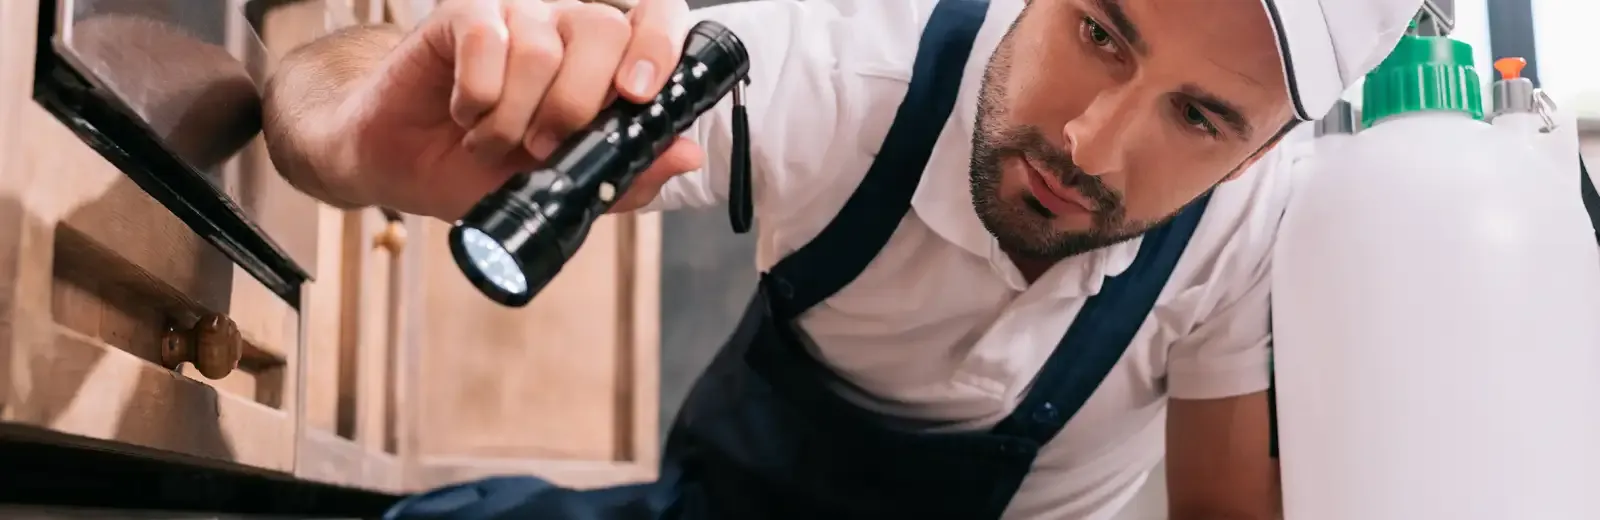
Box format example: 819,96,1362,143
609,137,704,213
463,1,564,162
614,0,691,102
653,136,705,177
444,0,689,167
444,0,512,127
524,2,633,159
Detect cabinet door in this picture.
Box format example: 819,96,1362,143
299,206,408,491
0,0,304,472
275,0,410,492
406,213,662,490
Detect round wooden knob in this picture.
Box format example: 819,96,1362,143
373,220,407,253
162,314,243,380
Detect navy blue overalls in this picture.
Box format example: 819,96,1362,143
386,0,1210,518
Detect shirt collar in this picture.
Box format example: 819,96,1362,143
909,0,1140,296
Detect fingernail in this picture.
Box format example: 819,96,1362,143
629,60,656,97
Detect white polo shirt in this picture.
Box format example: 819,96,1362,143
647,0,1315,518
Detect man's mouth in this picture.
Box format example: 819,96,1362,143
1021,155,1094,216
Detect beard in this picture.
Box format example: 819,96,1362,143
968,31,1169,262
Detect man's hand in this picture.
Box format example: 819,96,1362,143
265,0,702,220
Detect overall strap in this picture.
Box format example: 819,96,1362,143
1582,156,1597,244
763,0,988,323
992,193,1214,442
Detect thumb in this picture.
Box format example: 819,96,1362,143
610,137,703,213
613,0,691,102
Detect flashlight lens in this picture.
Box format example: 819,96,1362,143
458,226,529,297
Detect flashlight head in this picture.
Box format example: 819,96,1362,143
448,171,583,307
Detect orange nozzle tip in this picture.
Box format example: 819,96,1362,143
1494,57,1528,80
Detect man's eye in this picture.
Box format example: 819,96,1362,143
1082,17,1117,51
1181,104,1221,136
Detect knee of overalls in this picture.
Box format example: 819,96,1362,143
384,476,557,520
384,475,680,520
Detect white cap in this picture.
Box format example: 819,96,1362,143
1264,0,1424,121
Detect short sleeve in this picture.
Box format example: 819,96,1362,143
1165,258,1274,400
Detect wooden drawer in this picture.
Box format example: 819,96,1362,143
0,0,306,473
0,101,302,472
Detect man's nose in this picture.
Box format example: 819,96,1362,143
1062,90,1144,176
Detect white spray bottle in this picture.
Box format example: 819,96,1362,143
1272,31,1600,520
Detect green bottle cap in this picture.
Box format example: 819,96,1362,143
1361,33,1484,127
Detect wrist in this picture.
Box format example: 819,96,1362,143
263,98,370,209
306,90,376,208
261,23,405,210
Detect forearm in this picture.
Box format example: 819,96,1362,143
1167,393,1282,520
262,23,406,209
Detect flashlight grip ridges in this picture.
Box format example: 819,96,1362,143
555,21,751,214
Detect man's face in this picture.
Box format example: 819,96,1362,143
972,0,1294,261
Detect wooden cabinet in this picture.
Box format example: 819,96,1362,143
407,213,662,490
0,0,664,500
0,0,305,472
297,205,409,491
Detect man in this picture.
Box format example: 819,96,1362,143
262,0,1422,518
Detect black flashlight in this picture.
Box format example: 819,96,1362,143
449,21,754,307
